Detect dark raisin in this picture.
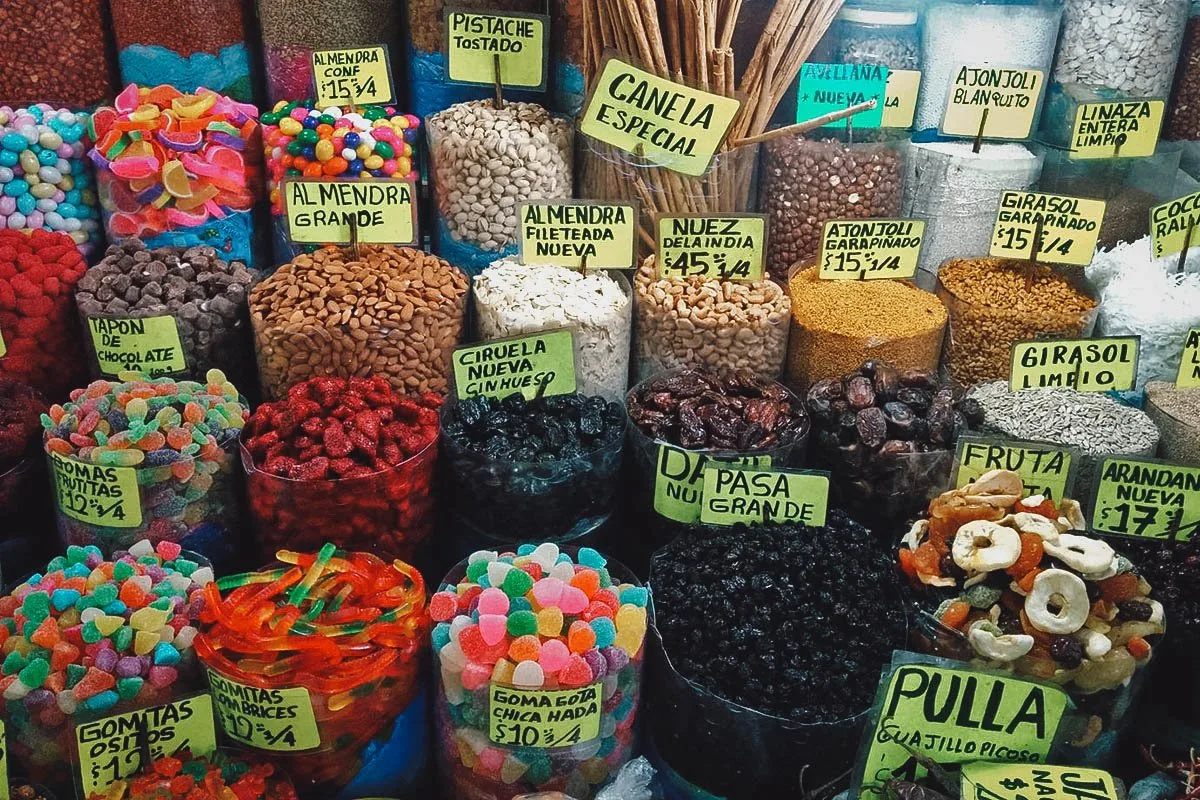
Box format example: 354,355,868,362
1049,635,1084,668
1117,599,1153,621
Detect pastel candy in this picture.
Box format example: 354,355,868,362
477,587,510,615
530,542,560,571
512,660,545,688
549,561,576,582
560,586,589,615
531,577,565,608
487,561,513,588
461,662,491,691
538,639,570,673
478,614,508,647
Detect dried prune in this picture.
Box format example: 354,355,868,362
846,376,876,409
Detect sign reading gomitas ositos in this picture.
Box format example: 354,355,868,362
579,56,741,177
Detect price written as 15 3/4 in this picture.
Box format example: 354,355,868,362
991,226,1073,259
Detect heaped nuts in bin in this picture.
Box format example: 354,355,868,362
249,245,469,400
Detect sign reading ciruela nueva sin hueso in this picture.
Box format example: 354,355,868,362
284,179,417,245
517,201,636,268
452,329,577,401
579,57,742,177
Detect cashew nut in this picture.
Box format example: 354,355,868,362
968,619,1035,662
1025,568,1090,634
952,520,1022,573
1075,627,1112,660
902,519,928,551
1006,512,1062,543
1043,534,1115,575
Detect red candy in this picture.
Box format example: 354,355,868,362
242,377,441,561
0,230,87,401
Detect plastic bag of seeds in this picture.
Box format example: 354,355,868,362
1168,0,1200,139
110,0,254,101
0,0,117,107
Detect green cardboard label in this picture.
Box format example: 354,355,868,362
796,62,888,128
88,316,187,378
208,672,321,752
446,10,549,90
453,330,577,401
518,201,637,269
1009,337,1139,392
488,683,602,748
700,465,828,526
0,721,8,800
961,763,1120,800
51,452,142,529
76,695,218,796
1177,328,1200,388
858,663,1068,800
656,214,767,281
1090,456,1200,541
954,437,1074,501
653,444,771,523
0,327,6,358
312,45,395,106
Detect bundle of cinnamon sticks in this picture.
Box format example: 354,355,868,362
580,0,846,251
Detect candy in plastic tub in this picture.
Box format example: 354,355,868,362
0,0,116,107
241,377,441,563
0,541,210,795
42,371,250,573
0,229,90,403
85,748,298,800
90,85,262,268
432,544,646,800
110,0,255,101
195,545,430,796
0,105,102,257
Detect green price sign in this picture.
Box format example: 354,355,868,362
1090,456,1200,541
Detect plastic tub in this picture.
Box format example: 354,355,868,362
439,398,626,546
242,434,438,563
0,0,116,107
432,547,646,800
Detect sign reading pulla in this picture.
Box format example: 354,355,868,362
990,191,1106,266
87,316,187,378
76,695,218,796
579,57,742,177
1069,100,1165,160
517,201,636,268
312,46,394,107
453,330,577,401
819,219,925,280
795,62,888,129
445,10,548,90
656,214,766,280
857,661,1068,800
1151,191,1200,258
960,763,1120,800
700,465,829,526
284,179,417,245
1090,456,1200,541
1177,328,1200,388
1009,337,1139,392
954,437,1074,501
941,66,1044,139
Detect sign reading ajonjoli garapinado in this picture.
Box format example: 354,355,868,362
452,329,577,402
1090,455,1200,541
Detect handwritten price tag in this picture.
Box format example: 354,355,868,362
1177,328,1200,388
51,452,141,528
208,672,320,752
961,763,1119,800
1009,337,1139,393
0,721,8,800
87,316,187,378
656,214,766,281
1151,191,1200,259
818,219,924,280
654,445,771,524
700,465,829,526
989,191,1105,266
489,683,601,748
312,46,394,107
941,66,1044,140
1070,100,1165,160
1090,456,1200,541
954,436,1074,501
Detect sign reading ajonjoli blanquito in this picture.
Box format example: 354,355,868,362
517,201,636,268
1178,328,1200,387
941,66,1045,139
579,57,741,177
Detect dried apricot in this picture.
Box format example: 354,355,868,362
912,542,942,578
1021,498,1060,519
1017,568,1042,594
1099,572,1139,603
1007,533,1045,577
940,600,971,630
898,548,918,579
927,516,956,553
1127,635,1152,660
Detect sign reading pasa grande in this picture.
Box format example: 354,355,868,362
580,57,741,177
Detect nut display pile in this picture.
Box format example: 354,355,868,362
900,471,1164,738
249,245,468,399
633,258,791,381
1145,382,1200,465
807,361,985,529
1053,0,1188,97
473,259,632,401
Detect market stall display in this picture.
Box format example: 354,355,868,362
1144,382,1200,465
241,377,441,561
90,85,262,268
249,245,469,399
1168,1,1200,139
87,749,298,800
110,0,254,101
0,229,89,403
633,258,791,381
440,392,627,547
473,260,632,402
0,0,116,107
0,540,210,793
1052,0,1187,98
900,470,1165,762
42,371,250,572
937,257,1098,387
428,101,573,275
431,544,646,799
75,239,259,389
831,1,920,69
650,514,907,795
805,361,985,534
0,105,102,256
196,544,430,796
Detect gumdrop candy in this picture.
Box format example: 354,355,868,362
512,660,545,688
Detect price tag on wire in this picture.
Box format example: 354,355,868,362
1090,455,1200,541
989,191,1106,266
656,214,767,281
817,218,925,280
